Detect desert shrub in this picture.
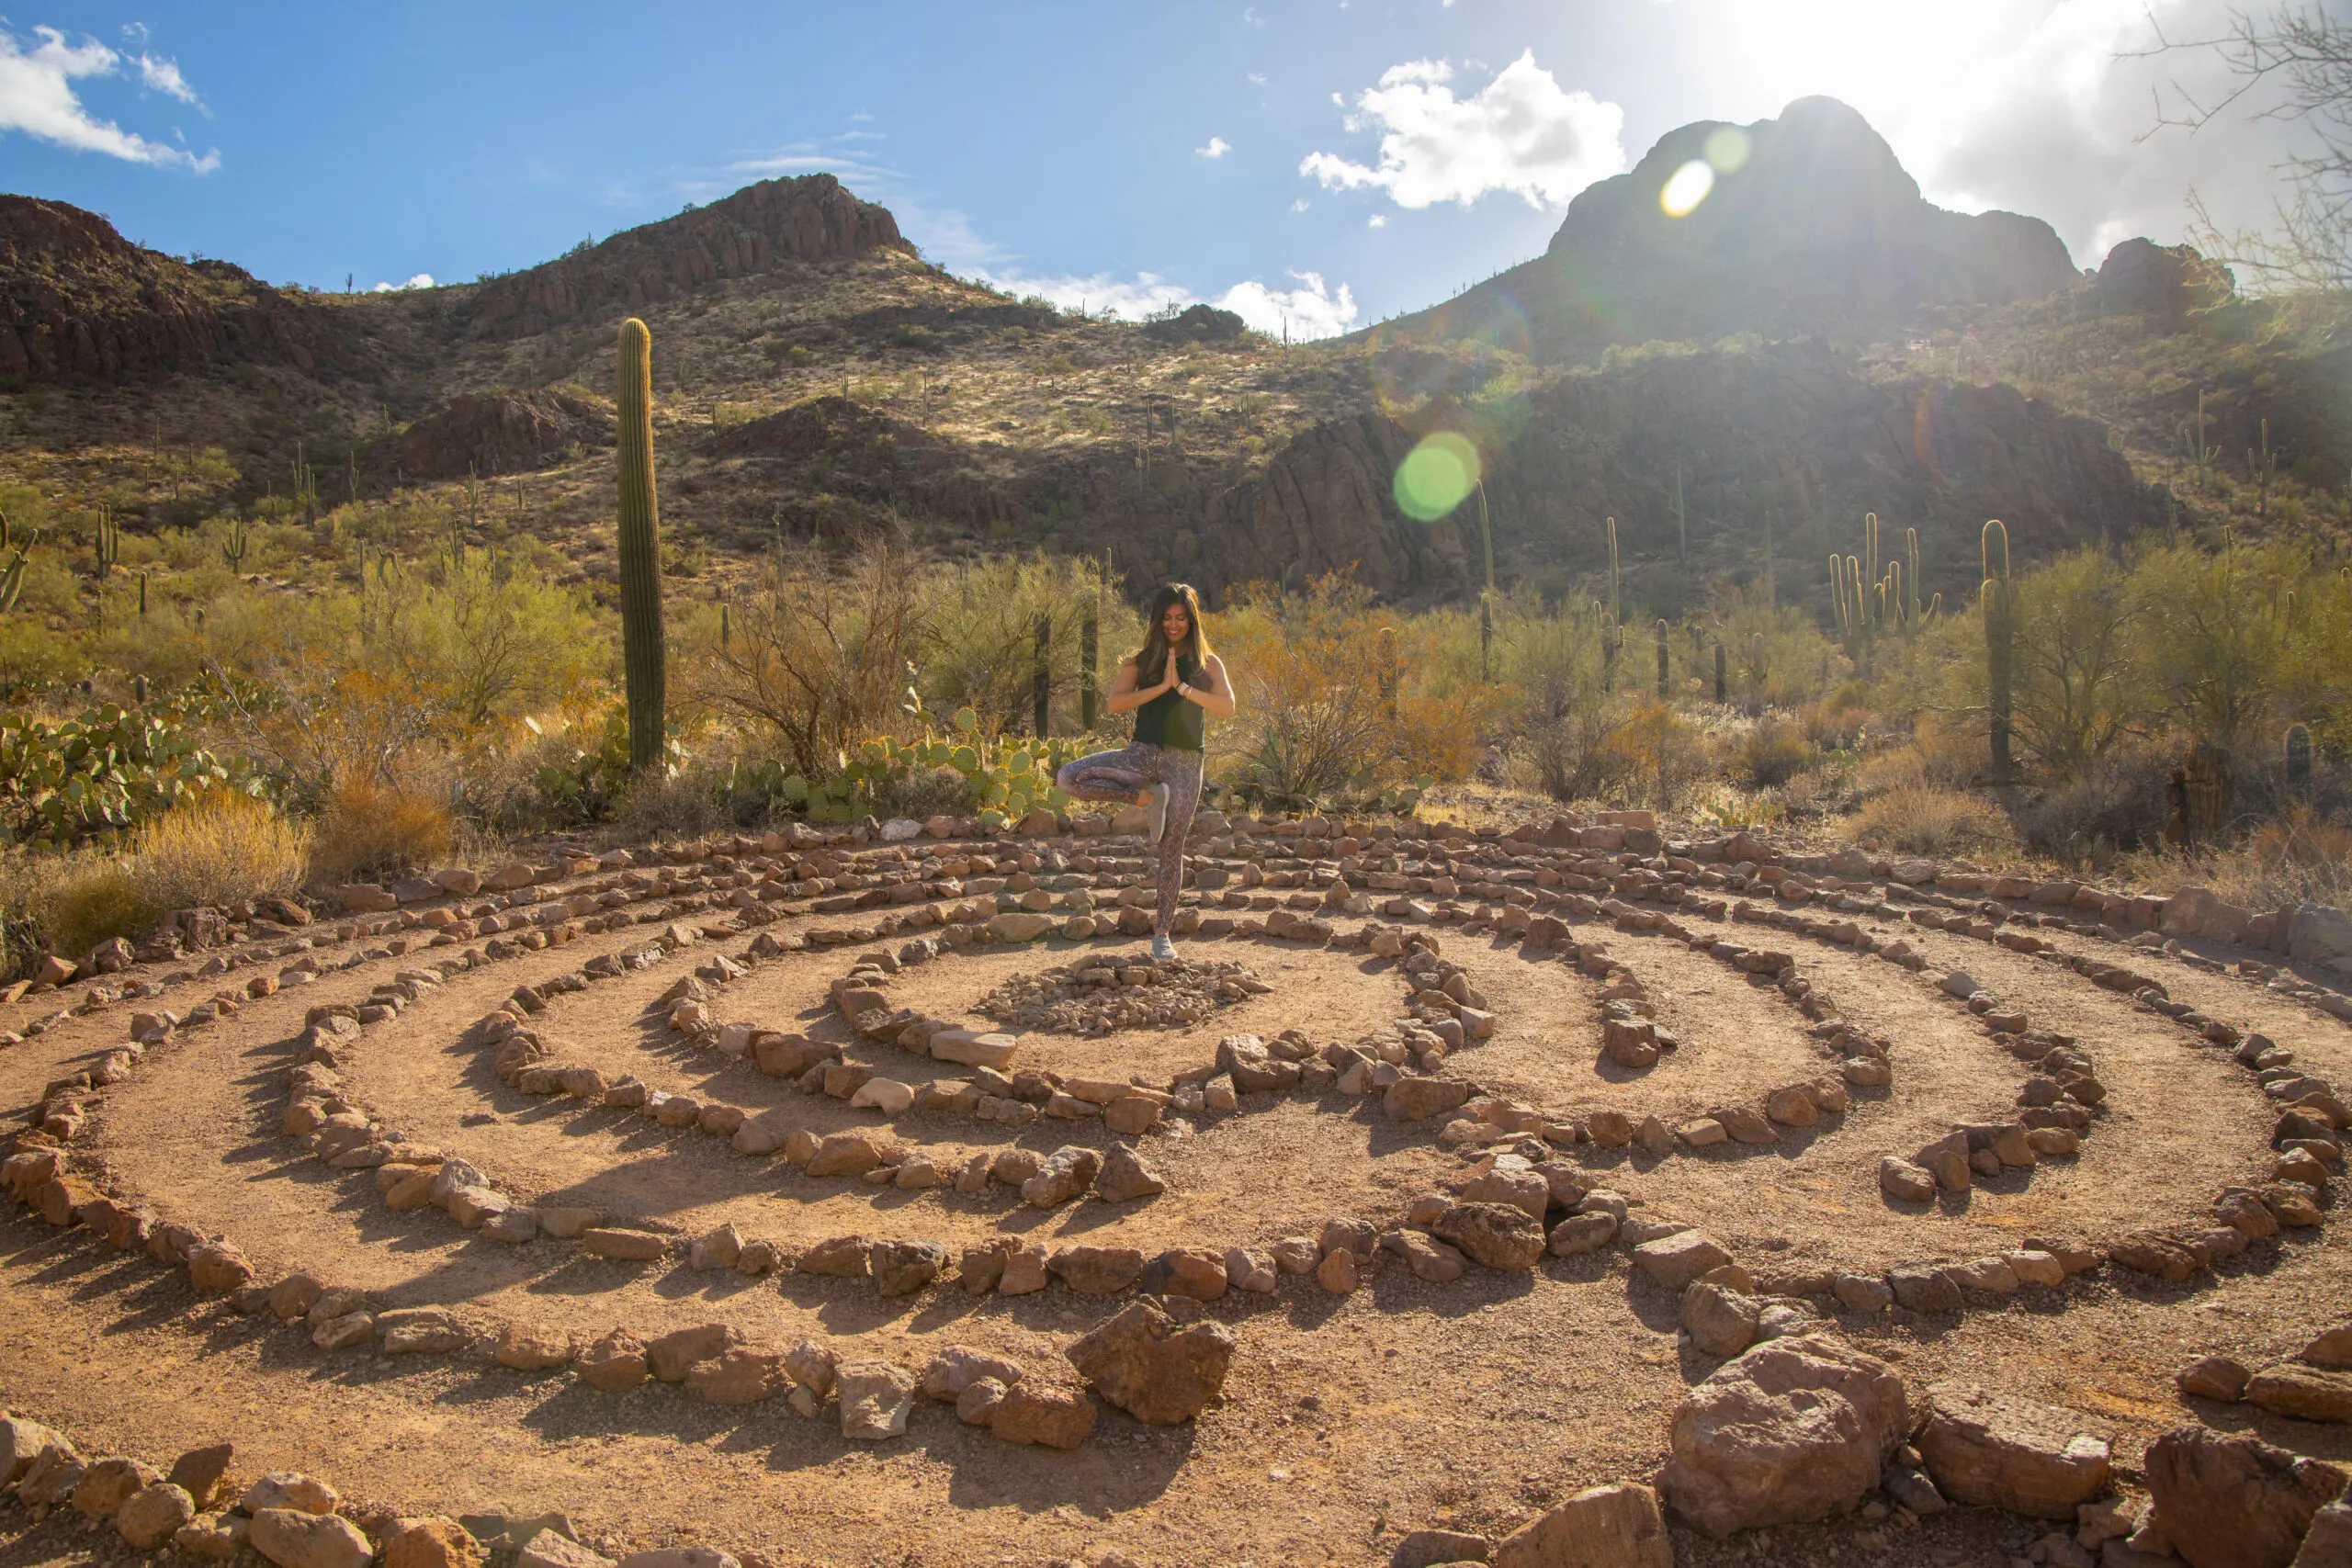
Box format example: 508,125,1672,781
2117,805,2352,909
1597,700,1715,809
28,856,156,961
130,789,308,910
678,543,922,776
0,705,232,847
1845,784,2014,858
310,773,454,883
915,550,1133,736
617,768,730,841
1732,717,1814,787
2012,745,2176,863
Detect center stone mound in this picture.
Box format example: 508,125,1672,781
978,954,1272,1035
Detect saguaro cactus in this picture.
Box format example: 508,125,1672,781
1983,519,2015,786
1713,641,1726,704
1375,624,1400,722
2287,723,2313,795
616,317,668,773
1655,618,1669,698
1080,608,1100,731
1032,614,1052,737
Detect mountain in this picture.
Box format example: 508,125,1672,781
1383,96,2081,360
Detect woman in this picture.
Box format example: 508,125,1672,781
1054,581,1238,960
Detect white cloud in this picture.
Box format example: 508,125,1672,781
1248,72,1267,86
1218,271,1359,338
1300,49,1624,209
1289,197,1310,212
1367,213,1387,227
1243,6,1265,23
134,52,198,104
1197,135,1231,159
0,26,218,170
959,266,1360,340
371,273,435,292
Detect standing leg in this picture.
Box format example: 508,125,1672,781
1153,751,1204,933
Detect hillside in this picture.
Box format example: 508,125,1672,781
1,101,2345,639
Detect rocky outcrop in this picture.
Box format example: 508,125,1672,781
2090,238,2235,321
1391,96,2079,360
383,390,615,480
0,196,348,382
464,175,909,339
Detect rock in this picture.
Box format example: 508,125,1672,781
836,1360,919,1439
1461,1164,1551,1221
2290,903,2352,970
868,1239,948,1297
243,1472,339,1515
1683,1281,1761,1358
1883,1464,1948,1517
2180,1356,2253,1401
1879,1156,1938,1202
1492,1483,1674,1568
1142,1247,1228,1300
1094,1145,1168,1202
805,1132,888,1178
175,1513,252,1559
1660,1336,1909,1538
922,1346,1027,1401
1889,1267,1964,1314
167,1442,235,1509
687,1346,791,1406
648,1323,737,1382
1916,1382,2112,1517
16,1443,86,1506
1434,1201,1547,1270
848,1077,915,1114
1225,1247,1279,1292
116,1483,198,1550
1633,1231,1732,1291
1943,970,1981,998
74,1455,164,1516
1548,1213,1619,1256
2247,1364,2352,1424
249,1507,376,1568
985,1383,1100,1450
575,1331,650,1392
2146,1425,2348,1568
1914,1130,1973,1190
1317,1247,1359,1292
516,1529,616,1568
1384,1228,1468,1282
1051,1245,1144,1294
382,1517,484,1568
0,1416,66,1483
2296,1501,2352,1567
1022,1145,1103,1207
613,1551,740,1568
581,1227,668,1261
1066,1299,1237,1424
2305,1325,2352,1368
1833,1272,1894,1313
1385,1076,1473,1122
1394,1528,1494,1568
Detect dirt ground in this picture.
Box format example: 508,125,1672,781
3,843,2349,1568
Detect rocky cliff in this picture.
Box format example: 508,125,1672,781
461,174,910,340
0,196,348,382
1388,96,2081,361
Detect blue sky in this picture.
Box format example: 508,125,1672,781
0,1,2309,337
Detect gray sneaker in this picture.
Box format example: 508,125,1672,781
1149,932,1177,962
1143,783,1170,844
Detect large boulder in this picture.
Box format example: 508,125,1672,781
1660,1336,1909,1538
248,1508,375,1568
1914,1382,2111,1517
2146,1425,2347,1568
1066,1300,1236,1425
1432,1202,1547,1270
2290,904,2352,974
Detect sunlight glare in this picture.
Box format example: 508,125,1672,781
1659,159,1715,218
1393,432,1481,521
1702,125,1751,173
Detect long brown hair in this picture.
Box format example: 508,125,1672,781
1128,581,1212,677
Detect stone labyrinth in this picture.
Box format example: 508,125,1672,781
2,805,2348,1564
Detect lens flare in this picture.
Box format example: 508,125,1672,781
1659,159,1714,218
1393,431,1482,522
1702,125,1752,173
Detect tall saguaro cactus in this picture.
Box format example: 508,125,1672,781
616,318,668,774
1655,618,1669,698
1982,519,2015,786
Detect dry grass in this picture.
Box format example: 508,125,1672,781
2115,806,2352,910
132,790,308,910
310,774,454,884
1842,784,2016,859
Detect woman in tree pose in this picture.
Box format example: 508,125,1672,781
1054,581,1238,960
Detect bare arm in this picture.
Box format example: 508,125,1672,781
1181,653,1238,718
1102,656,1170,716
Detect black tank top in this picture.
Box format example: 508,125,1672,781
1133,651,1205,752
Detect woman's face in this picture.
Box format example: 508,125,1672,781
1161,601,1191,643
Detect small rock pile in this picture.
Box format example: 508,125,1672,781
977,955,1272,1034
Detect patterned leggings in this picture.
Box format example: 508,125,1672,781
1055,741,1204,933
